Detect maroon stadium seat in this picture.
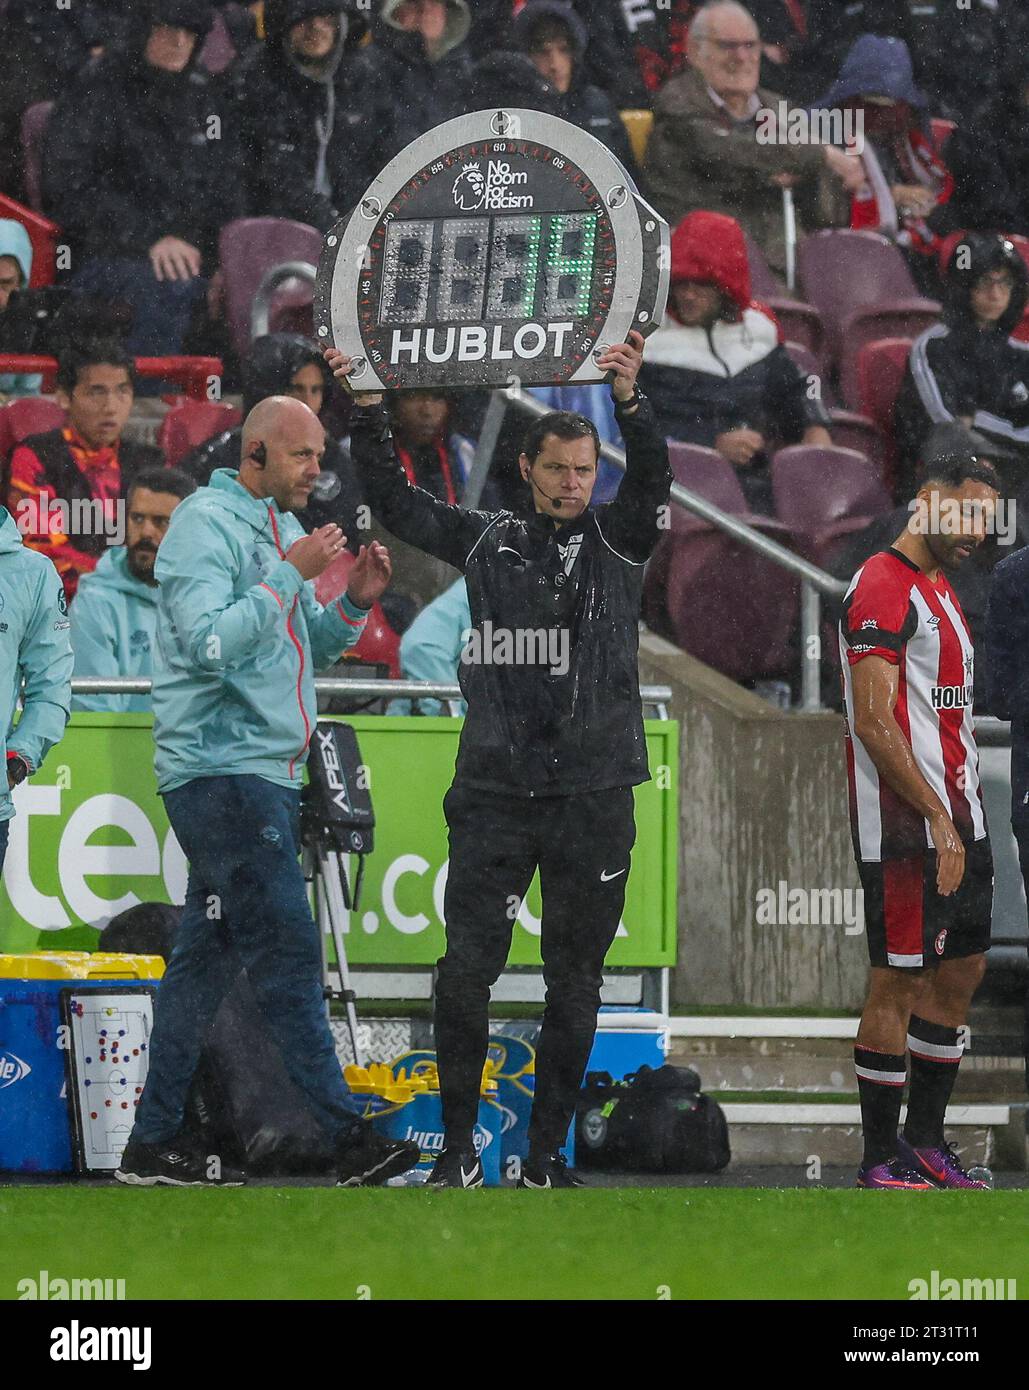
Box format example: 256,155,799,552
0,396,64,455
839,301,940,411
20,102,54,213
771,444,891,566
157,399,242,469
0,395,64,495
784,340,836,409
856,337,913,492
218,218,323,358
797,229,925,368
643,443,800,681
313,551,401,678
742,231,825,361
826,408,887,474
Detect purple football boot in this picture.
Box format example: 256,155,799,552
897,1136,992,1190
856,1156,936,1190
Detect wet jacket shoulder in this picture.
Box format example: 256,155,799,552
42,49,245,261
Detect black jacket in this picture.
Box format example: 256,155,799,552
232,0,397,232
372,0,475,150
41,27,244,263
639,309,830,453
350,393,672,797
894,236,1029,497
508,1,641,179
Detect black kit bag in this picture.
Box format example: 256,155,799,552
575,1065,731,1174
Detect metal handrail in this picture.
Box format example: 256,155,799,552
502,388,848,710
250,261,317,340
70,677,672,703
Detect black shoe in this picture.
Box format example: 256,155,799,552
425,1148,484,1188
336,1127,421,1187
519,1154,584,1189
114,1137,246,1187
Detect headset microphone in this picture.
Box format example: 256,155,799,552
251,442,267,468
529,475,566,509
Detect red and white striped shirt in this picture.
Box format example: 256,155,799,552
839,548,987,863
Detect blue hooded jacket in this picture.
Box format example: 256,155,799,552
71,546,160,714
0,506,73,822
152,468,370,792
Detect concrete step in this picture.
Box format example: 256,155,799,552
723,1101,1023,1170
669,1015,1026,1105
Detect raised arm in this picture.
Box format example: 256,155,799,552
325,350,497,572
594,332,673,563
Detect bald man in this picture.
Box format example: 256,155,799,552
117,395,420,1189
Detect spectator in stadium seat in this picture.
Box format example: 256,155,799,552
810,35,954,294
0,220,43,401
7,341,163,600
638,210,831,513
894,233,1029,503
231,0,395,233
0,0,109,203
70,466,196,713
937,52,1029,240
41,0,244,359
180,333,363,540
644,1,862,284
372,0,475,147
511,1,639,177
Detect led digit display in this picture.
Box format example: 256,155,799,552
438,218,489,322
379,220,433,325
317,109,669,390
486,214,542,321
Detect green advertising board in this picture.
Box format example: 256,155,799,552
0,714,678,966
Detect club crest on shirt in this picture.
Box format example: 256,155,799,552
935,929,948,956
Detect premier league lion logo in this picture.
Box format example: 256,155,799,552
453,163,487,212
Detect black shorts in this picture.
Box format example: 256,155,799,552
857,839,994,969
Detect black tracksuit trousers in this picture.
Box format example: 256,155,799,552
435,780,637,1157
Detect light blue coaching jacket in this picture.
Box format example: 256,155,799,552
152,468,369,794
0,507,73,822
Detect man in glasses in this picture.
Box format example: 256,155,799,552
645,0,863,285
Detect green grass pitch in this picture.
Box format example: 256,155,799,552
1,1188,1027,1300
